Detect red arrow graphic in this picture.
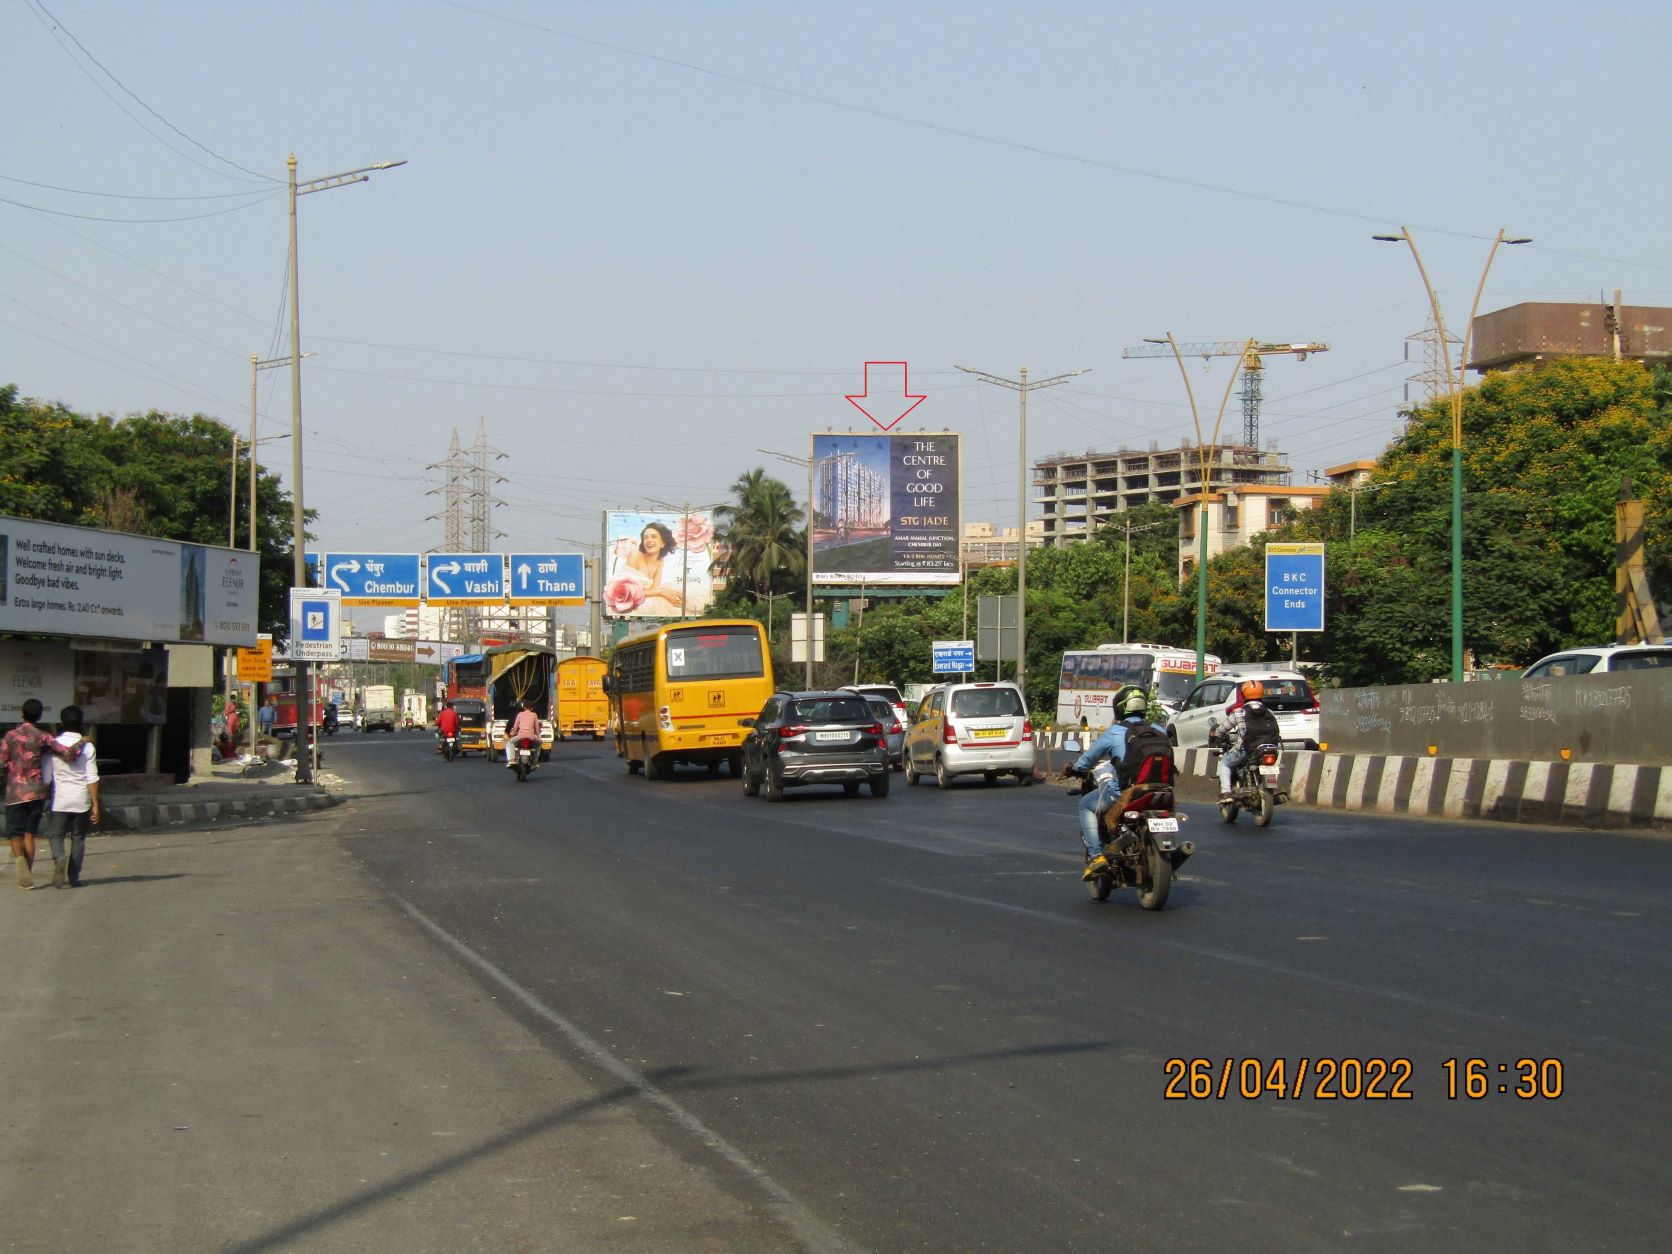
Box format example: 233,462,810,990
844,361,926,432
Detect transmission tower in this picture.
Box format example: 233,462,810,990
1404,313,1463,408
426,420,507,643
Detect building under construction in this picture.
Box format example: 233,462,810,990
1032,441,1293,548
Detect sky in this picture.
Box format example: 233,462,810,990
5,0,1669,631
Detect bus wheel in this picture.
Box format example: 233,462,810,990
646,753,667,780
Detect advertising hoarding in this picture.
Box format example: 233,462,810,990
810,433,959,585
603,510,716,619
0,516,259,647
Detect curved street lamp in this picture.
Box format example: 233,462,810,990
1373,227,1530,681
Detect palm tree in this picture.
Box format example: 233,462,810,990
714,469,805,624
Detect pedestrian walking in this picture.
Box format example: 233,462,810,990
43,705,98,888
2,698,87,890
219,699,241,759
257,694,277,745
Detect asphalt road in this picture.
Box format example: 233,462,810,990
329,729,1672,1252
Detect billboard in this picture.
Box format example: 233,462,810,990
604,510,716,619
811,433,959,585
0,516,259,647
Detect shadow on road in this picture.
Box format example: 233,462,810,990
222,1039,1111,1253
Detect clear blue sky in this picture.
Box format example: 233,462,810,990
6,0,1668,602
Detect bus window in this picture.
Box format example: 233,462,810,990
664,624,766,680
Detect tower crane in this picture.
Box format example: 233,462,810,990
1120,340,1329,447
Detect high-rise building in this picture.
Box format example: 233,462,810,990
1033,441,1292,548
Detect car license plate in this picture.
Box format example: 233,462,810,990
1147,816,1179,833
815,730,851,742
970,727,1006,739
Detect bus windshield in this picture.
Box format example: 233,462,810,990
665,624,765,680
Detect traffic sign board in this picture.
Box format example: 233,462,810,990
288,589,343,661
424,553,506,606
366,637,417,664
507,553,585,606
932,639,976,674
236,633,274,683
323,553,422,606
1265,543,1326,633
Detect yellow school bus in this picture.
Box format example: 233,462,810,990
555,655,609,740
607,619,773,779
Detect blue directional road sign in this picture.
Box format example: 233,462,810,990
507,553,586,606
932,639,977,674
425,552,506,606
1265,543,1326,633
288,588,342,661
323,552,422,607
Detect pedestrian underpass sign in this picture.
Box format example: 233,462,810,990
288,588,343,660
507,553,585,606
1265,543,1326,633
424,553,506,606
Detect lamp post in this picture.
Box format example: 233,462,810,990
248,352,302,551
759,448,816,687
287,153,405,782
1142,335,1253,684
1373,227,1530,681
955,365,1088,698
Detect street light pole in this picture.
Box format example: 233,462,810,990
287,153,405,782
1373,227,1530,681
955,365,1088,698
249,353,295,552
1141,335,1251,684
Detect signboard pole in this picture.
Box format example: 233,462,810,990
806,444,814,688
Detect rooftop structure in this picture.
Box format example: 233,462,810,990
1468,300,1672,373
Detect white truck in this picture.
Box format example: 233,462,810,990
362,684,398,732
402,691,428,729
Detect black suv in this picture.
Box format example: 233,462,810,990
742,690,891,801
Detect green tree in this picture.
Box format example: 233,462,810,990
713,468,805,603
0,385,304,640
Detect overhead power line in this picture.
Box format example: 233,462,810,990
23,0,278,185
441,0,1666,272
0,190,282,224
0,173,279,202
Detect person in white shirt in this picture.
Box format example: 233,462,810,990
42,705,98,889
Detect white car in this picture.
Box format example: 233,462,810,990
903,681,1035,788
1521,644,1672,678
1166,670,1320,751
843,684,910,732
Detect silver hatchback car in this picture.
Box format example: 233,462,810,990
904,681,1036,788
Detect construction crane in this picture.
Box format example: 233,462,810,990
1121,340,1329,447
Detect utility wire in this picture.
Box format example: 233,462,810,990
0,173,279,202
0,190,282,224
24,0,279,185
441,0,1667,272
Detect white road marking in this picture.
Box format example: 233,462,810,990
392,895,864,1254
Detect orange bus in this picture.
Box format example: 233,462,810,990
606,619,773,779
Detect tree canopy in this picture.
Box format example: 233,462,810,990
1,384,304,640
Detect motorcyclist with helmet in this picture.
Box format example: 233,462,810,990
1067,686,1168,879
1213,679,1283,802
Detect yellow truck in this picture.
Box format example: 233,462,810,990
555,655,609,740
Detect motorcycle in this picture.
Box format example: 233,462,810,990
1209,724,1285,827
438,732,459,762
323,705,339,736
1063,745,1193,912
509,735,538,783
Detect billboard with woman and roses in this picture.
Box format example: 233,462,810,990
603,510,716,619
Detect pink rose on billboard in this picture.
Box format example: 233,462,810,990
604,575,646,615
675,513,713,551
